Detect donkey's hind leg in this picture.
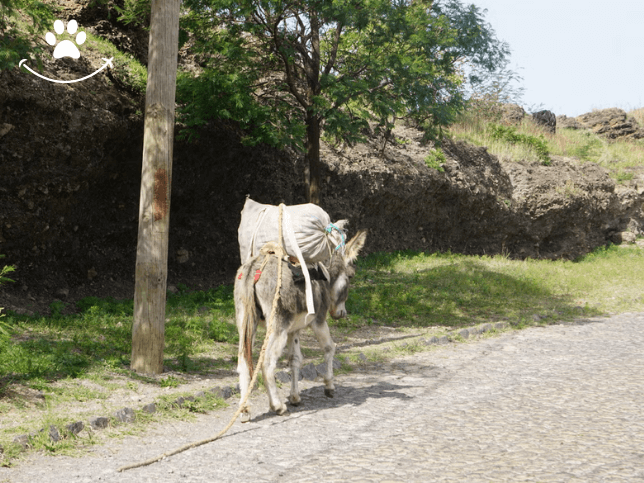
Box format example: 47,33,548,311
310,318,336,398
262,327,290,415
286,330,303,405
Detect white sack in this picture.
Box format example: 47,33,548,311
238,198,345,265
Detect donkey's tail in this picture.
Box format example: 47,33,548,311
237,265,259,378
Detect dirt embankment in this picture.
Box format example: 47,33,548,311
1,2,643,314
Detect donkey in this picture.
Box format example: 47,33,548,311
234,229,367,421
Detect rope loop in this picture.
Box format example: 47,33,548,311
325,222,346,251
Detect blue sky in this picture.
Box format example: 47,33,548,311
470,0,644,117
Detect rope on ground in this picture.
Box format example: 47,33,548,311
118,205,287,473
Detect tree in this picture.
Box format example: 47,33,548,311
180,0,509,204
0,0,55,70
131,0,180,375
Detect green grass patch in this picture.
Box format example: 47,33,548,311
335,245,644,330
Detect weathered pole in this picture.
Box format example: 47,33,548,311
131,0,180,374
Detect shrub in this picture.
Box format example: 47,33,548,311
424,148,446,172
487,124,551,165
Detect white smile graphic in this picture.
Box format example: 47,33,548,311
19,57,114,84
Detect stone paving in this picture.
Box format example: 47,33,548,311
2,312,643,482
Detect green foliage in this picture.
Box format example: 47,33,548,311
0,0,56,70
487,123,551,165
0,255,15,332
176,69,305,146
424,148,446,172
569,132,603,161
180,0,509,148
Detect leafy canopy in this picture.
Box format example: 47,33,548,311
178,0,510,145
0,0,56,70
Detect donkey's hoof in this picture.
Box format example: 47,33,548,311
240,411,251,423
324,388,335,398
288,395,301,406
275,405,289,416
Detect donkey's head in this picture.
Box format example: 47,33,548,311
327,228,367,320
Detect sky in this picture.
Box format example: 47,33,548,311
470,0,644,117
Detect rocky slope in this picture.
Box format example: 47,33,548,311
1,3,643,314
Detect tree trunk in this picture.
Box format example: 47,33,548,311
131,0,180,375
305,12,322,205
305,113,321,205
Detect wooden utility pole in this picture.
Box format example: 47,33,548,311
131,0,180,374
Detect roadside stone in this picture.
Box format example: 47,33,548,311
494,322,508,330
275,371,290,383
424,336,439,345
48,425,61,443
469,327,481,336
142,403,156,414
173,397,186,408
358,353,367,362
620,231,637,244
438,336,450,344
458,329,469,339
301,363,318,380
89,416,109,430
332,358,342,370
210,386,233,399
65,421,84,435
195,391,206,399
13,435,29,449
480,323,492,333
113,407,135,423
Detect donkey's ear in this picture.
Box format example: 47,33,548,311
344,230,367,263
334,219,349,231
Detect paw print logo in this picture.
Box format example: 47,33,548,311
45,19,86,59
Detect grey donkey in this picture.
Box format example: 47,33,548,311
234,229,368,421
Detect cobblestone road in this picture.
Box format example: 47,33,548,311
3,312,644,482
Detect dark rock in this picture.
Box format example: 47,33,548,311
113,407,135,423
89,416,109,430
275,371,290,383
210,386,233,399
48,425,61,442
300,363,318,380
65,421,84,435
142,403,156,414
424,336,439,345
532,110,556,134
332,358,343,370
13,435,29,449
557,115,583,130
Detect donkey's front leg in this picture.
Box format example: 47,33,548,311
286,330,303,405
311,318,336,398
262,329,289,415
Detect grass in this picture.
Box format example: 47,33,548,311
338,245,644,330
450,106,644,183
1,244,644,461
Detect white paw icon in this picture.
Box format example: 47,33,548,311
45,19,86,59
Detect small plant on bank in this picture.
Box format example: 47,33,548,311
487,124,551,165
424,148,446,172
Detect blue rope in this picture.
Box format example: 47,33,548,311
326,223,346,251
